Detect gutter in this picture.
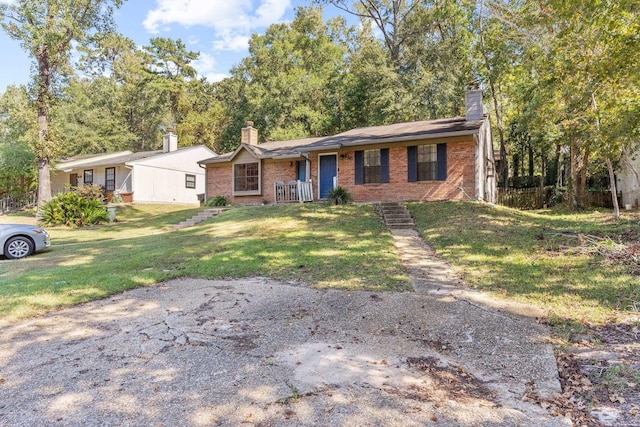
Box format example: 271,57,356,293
300,129,481,152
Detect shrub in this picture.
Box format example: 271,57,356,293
41,191,109,226
75,184,105,201
327,186,352,205
205,195,228,207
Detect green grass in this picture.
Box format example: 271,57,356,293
408,201,640,324
3,201,638,326
0,203,409,321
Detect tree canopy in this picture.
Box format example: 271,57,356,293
0,2,638,215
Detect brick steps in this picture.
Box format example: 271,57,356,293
173,208,224,230
377,202,415,229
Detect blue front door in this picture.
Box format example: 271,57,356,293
319,154,337,199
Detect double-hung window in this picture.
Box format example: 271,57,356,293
185,174,196,189
105,167,116,192
417,145,437,181
363,150,381,183
408,144,447,182
354,148,389,184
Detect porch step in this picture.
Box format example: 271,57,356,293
173,208,223,230
377,202,415,229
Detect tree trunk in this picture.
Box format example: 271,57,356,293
478,0,508,187
569,139,579,209
606,157,620,220
528,142,534,177
568,138,590,210
36,50,52,206
37,157,52,206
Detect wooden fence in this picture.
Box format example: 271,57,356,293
496,188,549,210
496,188,619,210
0,191,37,214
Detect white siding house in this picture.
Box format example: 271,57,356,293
51,132,216,205
126,145,213,204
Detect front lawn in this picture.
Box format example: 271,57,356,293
0,203,409,321
408,201,640,324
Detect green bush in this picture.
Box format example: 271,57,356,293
327,186,352,205
205,195,228,207
41,191,109,226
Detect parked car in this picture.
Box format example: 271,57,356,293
0,224,51,259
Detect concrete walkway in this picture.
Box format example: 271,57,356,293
391,229,561,396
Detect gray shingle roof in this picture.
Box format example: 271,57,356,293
200,116,485,164
54,150,163,170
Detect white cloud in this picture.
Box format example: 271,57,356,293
193,52,215,75
203,73,229,83
192,53,228,83
211,33,250,52
144,0,291,51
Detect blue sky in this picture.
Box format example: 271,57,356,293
0,0,344,91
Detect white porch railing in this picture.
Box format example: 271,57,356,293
275,180,314,204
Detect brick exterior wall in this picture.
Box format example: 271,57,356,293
206,157,299,205
205,138,477,204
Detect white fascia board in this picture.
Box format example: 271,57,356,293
55,151,133,169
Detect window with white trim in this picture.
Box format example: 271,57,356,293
185,174,196,189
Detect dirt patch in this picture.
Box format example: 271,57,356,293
405,356,499,403
548,323,640,426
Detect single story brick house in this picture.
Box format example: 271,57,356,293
199,90,496,204
51,131,216,204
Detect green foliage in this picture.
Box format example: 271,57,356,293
409,201,640,324
57,77,136,154
205,195,228,207
177,79,225,149
41,191,108,227
0,85,37,195
0,0,125,203
326,186,352,205
233,6,352,142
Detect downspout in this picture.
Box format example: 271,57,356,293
199,163,207,203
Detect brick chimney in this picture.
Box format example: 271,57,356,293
241,121,259,145
465,89,484,121
163,128,178,153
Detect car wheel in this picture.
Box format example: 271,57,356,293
4,236,34,259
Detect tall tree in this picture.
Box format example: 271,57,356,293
57,76,136,155
232,7,351,141
0,0,124,205
177,79,226,150
321,0,477,120
0,85,37,196
143,37,198,128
